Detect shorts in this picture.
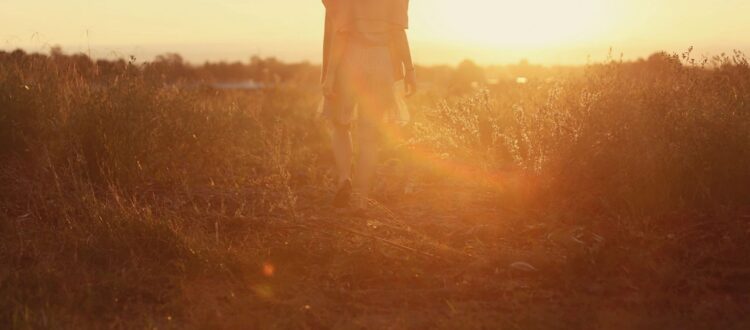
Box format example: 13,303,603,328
319,41,409,126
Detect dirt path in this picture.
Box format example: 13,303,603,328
175,182,570,329
172,180,750,329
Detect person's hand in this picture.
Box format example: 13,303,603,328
404,68,417,97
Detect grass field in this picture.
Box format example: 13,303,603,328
1,48,750,329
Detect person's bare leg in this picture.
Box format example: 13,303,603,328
331,123,353,186
353,118,380,210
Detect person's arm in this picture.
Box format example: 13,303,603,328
393,29,417,97
322,30,346,98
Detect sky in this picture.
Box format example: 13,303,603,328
2,0,749,65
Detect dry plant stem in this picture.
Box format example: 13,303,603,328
335,224,442,260
286,215,452,261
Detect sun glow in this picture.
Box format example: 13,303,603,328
413,0,612,49
3,0,750,64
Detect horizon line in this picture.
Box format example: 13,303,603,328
2,43,747,68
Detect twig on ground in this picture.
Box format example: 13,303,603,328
330,223,443,260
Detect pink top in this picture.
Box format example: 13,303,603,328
321,0,409,82
324,0,409,32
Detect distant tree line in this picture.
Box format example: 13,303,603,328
0,47,322,86
2,46,728,93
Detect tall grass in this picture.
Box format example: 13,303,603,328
414,51,749,215
2,48,750,327
412,51,750,310
1,50,322,327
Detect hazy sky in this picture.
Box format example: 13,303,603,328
2,0,749,65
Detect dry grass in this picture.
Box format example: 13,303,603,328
1,48,749,329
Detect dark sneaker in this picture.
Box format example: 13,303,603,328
332,180,352,208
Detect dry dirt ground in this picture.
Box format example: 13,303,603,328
171,177,749,330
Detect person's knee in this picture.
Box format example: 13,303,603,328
358,122,382,145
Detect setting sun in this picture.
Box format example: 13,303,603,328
3,0,750,64
418,0,611,48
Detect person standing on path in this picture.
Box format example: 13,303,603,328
320,0,417,212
